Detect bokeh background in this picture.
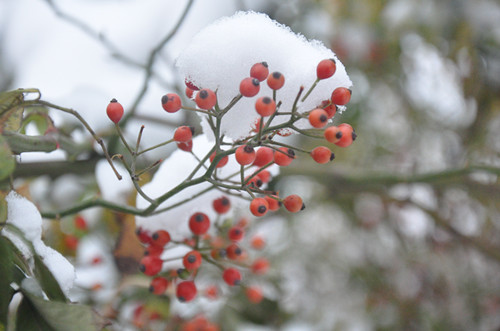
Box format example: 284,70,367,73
1,0,500,330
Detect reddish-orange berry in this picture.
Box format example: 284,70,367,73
283,194,305,213
316,58,337,80
174,126,194,143
253,147,274,168
250,235,266,250
245,175,263,188
210,152,228,168
189,212,210,235
176,281,197,302
251,257,270,275
324,126,342,143
228,226,245,242
274,147,295,167
245,286,263,304
250,197,269,217
331,87,352,106
226,243,243,260
210,248,227,259
256,170,271,184
185,87,194,99
151,230,171,247
139,255,163,276
64,234,78,250
177,140,193,152
235,145,256,165
310,146,335,164
267,72,285,90
321,100,337,118
264,195,281,211
106,98,124,123
144,244,164,256
74,215,87,231
136,227,152,244
195,88,217,110
213,196,231,214
255,96,276,117
240,77,260,97
308,108,329,128
185,78,199,91
183,250,202,271
222,268,242,286
149,277,169,295
250,62,269,81
335,123,356,147
204,285,218,300
161,93,182,113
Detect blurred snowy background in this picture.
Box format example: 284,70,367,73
2,0,500,330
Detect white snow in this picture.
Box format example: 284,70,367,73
2,191,75,296
176,11,352,140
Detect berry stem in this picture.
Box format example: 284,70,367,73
301,78,319,102
136,138,175,156
291,86,305,116
117,155,155,203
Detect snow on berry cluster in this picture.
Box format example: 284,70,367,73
103,11,356,328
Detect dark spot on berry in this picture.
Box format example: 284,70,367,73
152,232,159,240
329,58,336,64
256,179,263,187
139,264,146,272
161,95,169,104
235,247,242,255
336,131,343,139
195,213,204,222
272,72,282,79
262,96,272,104
352,132,357,141
243,145,254,153
287,149,295,157
199,90,208,99
110,98,117,103
187,255,196,263
251,78,260,86
189,126,195,135
330,152,336,161
261,61,268,68
233,229,241,236
348,89,352,95
219,249,227,258
178,296,186,302
320,114,327,122
301,203,306,211
233,279,241,285
149,285,154,292
258,205,267,214
221,197,229,205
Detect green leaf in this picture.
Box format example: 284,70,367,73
0,89,25,133
16,297,55,331
0,135,14,181
0,237,15,327
19,286,107,331
33,254,67,302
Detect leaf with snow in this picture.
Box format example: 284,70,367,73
176,11,352,140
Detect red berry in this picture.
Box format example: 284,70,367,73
256,170,271,184
316,59,337,80
253,147,274,167
174,126,194,143
195,88,217,110
246,286,263,304
245,175,263,188
255,96,276,117
331,87,352,106
188,212,210,235
273,147,295,167
211,248,227,260
250,235,266,250
177,140,193,152
264,195,281,211
139,255,163,276
176,281,197,302
235,145,256,165
106,98,124,124
283,194,305,213
161,93,182,113
250,62,269,81
321,100,337,118
149,277,169,295
183,250,202,271
228,226,244,242
222,268,242,286
335,123,356,147
213,196,231,214
185,78,199,91
74,215,87,231
136,228,152,244
324,126,342,143
64,234,78,250
240,77,260,97
185,87,194,99
205,285,218,300
210,152,228,168
310,146,335,164
151,230,171,247
250,197,269,217
308,108,329,128
251,258,270,275
226,243,243,260
144,244,164,256
267,72,285,90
